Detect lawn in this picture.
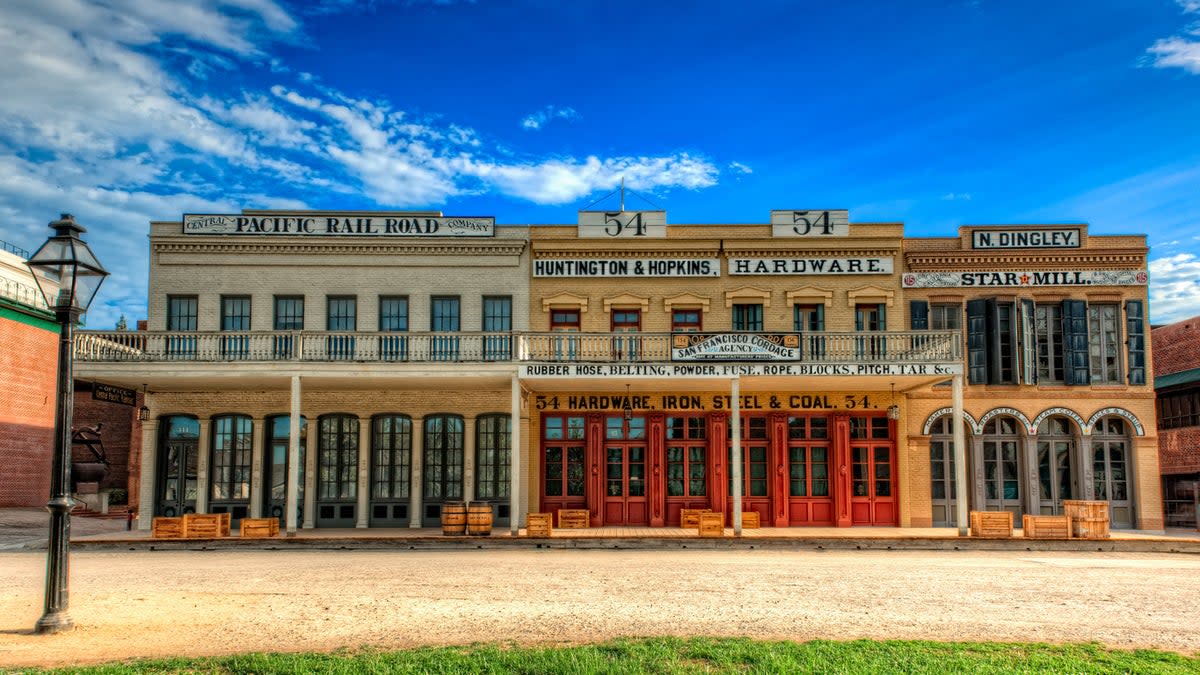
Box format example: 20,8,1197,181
24,637,1200,674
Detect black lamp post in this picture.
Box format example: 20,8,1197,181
25,214,108,634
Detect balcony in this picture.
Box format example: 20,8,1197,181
74,330,960,365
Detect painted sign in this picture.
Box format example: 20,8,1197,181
577,210,667,238
770,210,850,237
521,362,962,378
672,333,799,361
183,213,495,237
533,391,883,412
533,258,719,277
730,257,893,275
92,383,136,406
902,270,1148,288
972,228,1081,249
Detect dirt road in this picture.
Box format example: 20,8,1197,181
2,548,1198,668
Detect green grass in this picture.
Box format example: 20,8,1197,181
15,637,1200,674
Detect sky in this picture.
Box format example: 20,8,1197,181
1,0,1199,330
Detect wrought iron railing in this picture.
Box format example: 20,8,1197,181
0,276,47,310
74,330,961,365
1,240,31,259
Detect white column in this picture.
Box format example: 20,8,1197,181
731,376,742,536
249,417,265,519
952,374,969,536
1023,435,1041,516
137,418,158,531
464,415,477,505
409,415,423,528
195,416,211,513
303,415,317,529
286,375,301,535
510,373,522,535
356,416,370,528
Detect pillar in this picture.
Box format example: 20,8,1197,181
286,375,302,535
952,374,969,536
195,416,211,513
409,415,423,528
357,416,370,528
249,417,265,519
464,415,477,505
137,418,158,531
509,374,522,535
731,376,742,535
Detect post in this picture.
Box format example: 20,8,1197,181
731,376,742,536
36,312,76,633
286,376,301,535
952,374,969,536
510,373,522,535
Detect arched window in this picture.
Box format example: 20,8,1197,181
929,416,961,526
264,415,306,522
210,414,252,501
980,416,1022,513
1036,416,1076,513
1093,416,1133,528
318,414,358,500
372,415,411,500
424,415,463,501
475,414,510,500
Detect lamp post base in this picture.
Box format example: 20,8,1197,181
34,612,73,634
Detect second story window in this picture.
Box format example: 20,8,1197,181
611,309,641,361
379,296,408,361
431,296,460,361
672,309,702,333
167,295,198,358
327,296,357,360
930,304,961,330
272,296,304,359
220,296,250,359
732,304,763,331
1035,304,1065,384
483,296,512,361
550,308,581,361
1089,304,1122,384
793,304,824,332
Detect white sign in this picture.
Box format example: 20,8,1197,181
770,210,850,237
731,257,893,275
672,334,799,361
577,211,667,238
521,362,963,378
972,228,1080,249
902,270,1148,288
533,258,719,277
183,213,494,237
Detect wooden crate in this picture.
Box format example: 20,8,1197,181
183,513,229,538
969,510,1013,538
680,508,712,527
1064,500,1110,539
240,517,280,538
526,513,553,537
1072,517,1110,540
151,516,184,538
740,512,760,529
558,509,590,529
698,512,724,538
1022,514,1071,539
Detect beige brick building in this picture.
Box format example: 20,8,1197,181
74,208,1160,532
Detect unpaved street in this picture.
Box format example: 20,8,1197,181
1,548,1199,668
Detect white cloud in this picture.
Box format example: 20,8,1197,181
729,161,753,174
1179,1,1200,14
941,192,973,201
1146,1,1200,73
1150,253,1200,324
521,106,579,131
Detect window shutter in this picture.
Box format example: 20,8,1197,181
967,299,988,384
1126,300,1146,385
1062,299,1090,385
814,304,825,331
877,303,887,331
854,307,864,332
1020,299,1037,385
910,301,928,330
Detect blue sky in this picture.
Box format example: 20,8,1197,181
1,0,1199,329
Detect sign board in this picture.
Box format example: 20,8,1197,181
730,257,893,275
533,391,886,413
770,210,850,237
901,270,1148,288
183,213,495,237
533,258,719,277
971,228,1081,249
672,333,799,361
92,383,136,406
577,211,667,238
521,362,962,378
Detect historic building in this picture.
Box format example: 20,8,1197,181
1152,315,1200,528
73,207,1161,532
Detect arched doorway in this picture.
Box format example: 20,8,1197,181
422,414,464,526
317,413,358,527
1036,416,1078,515
1092,416,1134,528
156,415,199,517
263,415,306,525
978,416,1023,518
370,414,411,527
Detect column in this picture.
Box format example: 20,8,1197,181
1079,435,1095,501
463,415,477,505
1023,434,1041,517
707,412,728,517
833,413,852,527
769,412,789,528
409,415,423,528
137,418,158,531
303,414,317,529
356,416,370,528
249,417,265,519
286,375,301,535
586,413,604,527
195,416,211,513
952,374,969,536
731,376,742,535
509,374,522,535
647,412,666,527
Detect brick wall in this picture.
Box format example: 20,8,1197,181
72,383,141,496
0,308,57,506
1152,316,1200,377
1159,426,1200,475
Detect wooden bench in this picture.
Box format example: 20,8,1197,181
240,517,280,538
557,509,590,529
183,513,231,538
1022,514,1071,540
679,508,712,527
969,510,1013,539
152,516,184,538
526,513,553,537
697,512,724,538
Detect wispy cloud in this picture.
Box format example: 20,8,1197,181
1145,0,1200,73
941,192,972,201
1150,253,1200,324
728,161,753,175
520,105,579,131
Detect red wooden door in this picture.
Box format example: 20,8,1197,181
850,443,897,525
604,443,648,524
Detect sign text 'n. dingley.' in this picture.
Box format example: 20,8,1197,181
770,210,850,237
183,213,495,237
972,228,1081,249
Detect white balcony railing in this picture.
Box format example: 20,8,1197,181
74,330,961,365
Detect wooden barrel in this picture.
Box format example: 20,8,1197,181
467,501,493,536
441,501,467,536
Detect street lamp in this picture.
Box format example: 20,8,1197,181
25,214,109,634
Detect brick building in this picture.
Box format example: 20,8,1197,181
72,208,1161,532
1152,315,1200,527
